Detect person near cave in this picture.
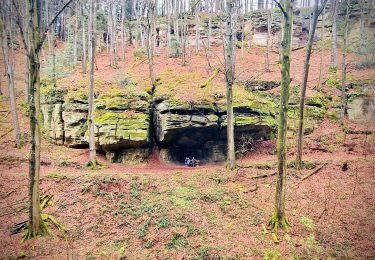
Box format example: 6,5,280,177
185,157,190,166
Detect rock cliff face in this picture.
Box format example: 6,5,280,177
40,80,327,165
153,100,277,163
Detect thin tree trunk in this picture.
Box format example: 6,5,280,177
359,0,365,54
269,0,293,231
82,14,87,73
241,15,245,59
0,16,21,147
331,0,338,69
146,0,156,89
195,2,200,55
88,0,96,167
208,0,212,54
121,0,126,60
73,1,79,64
318,2,325,89
341,0,350,120
296,0,327,170
265,4,272,71
45,0,53,56
224,0,236,170
26,0,44,238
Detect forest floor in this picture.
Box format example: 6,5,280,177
0,43,374,259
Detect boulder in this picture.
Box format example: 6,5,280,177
62,102,88,148
94,111,150,151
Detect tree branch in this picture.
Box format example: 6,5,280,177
317,0,329,17
37,0,75,51
273,0,288,18
11,0,28,51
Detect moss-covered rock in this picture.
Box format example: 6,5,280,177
93,110,150,151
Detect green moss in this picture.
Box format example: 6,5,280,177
326,78,340,89
306,92,329,108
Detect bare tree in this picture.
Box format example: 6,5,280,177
265,0,272,71
87,0,97,168
13,0,74,239
0,5,21,147
73,0,80,64
224,0,236,170
194,0,200,55
341,0,350,120
296,0,328,169
330,0,338,69
121,0,126,60
108,0,117,67
81,6,87,73
146,0,156,89
269,0,294,231
318,0,325,89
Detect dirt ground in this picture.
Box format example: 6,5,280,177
0,43,375,259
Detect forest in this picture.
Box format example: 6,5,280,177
0,0,374,259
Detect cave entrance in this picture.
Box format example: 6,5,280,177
159,140,227,165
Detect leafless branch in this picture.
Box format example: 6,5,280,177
273,0,288,17
37,0,75,51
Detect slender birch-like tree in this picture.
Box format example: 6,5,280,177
269,0,294,230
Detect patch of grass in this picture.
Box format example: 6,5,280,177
169,186,198,208
328,110,340,123
166,232,186,249
199,192,220,203
130,182,140,198
156,217,170,230
46,172,63,179
263,249,281,260
137,218,151,240
300,216,315,231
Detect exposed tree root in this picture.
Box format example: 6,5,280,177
85,159,103,170
269,212,289,232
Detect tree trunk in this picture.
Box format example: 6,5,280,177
73,1,79,64
88,0,97,167
270,0,293,231
108,0,117,67
208,0,212,54
318,1,325,90
146,0,156,90
25,0,45,238
359,0,365,54
265,4,272,71
296,0,327,170
82,13,87,74
195,2,200,55
0,16,21,148
224,0,236,170
45,0,53,57
121,0,126,60
341,0,350,120
331,0,338,69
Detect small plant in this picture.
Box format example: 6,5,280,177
300,216,315,231
130,182,140,198
169,37,181,58
341,161,348,171
166,232,185,249
156,217,170,230
133,48,146,61
137,218,151,240
263,249,281,260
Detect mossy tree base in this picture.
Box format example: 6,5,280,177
226,162,237,171
269,212,289,232
86,159,103,170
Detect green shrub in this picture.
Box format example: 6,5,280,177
169,37,181,58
